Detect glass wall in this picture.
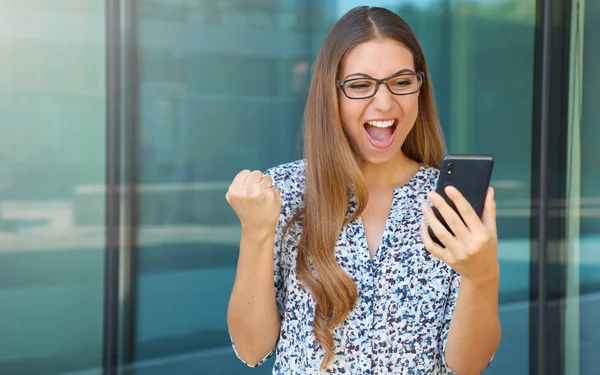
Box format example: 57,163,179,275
578,1,600,372
0,1,106,374
122,0,536,374
565,0,600,374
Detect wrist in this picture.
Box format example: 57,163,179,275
241,224,276,243
237,226,277,270
463,268,500,291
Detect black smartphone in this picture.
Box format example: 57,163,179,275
427,154,494,247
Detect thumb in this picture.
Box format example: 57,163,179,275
482,187,497,237
274,186,283,207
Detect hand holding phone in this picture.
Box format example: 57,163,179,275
427,154,494,247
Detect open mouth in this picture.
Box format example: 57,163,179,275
364,119,398,149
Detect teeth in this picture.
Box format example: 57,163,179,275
367,120,395,128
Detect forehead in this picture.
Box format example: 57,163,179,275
339,38,415,78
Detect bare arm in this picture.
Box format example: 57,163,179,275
227,229,281,366
225,170,283,366
421,186,502,374
445,274,501,374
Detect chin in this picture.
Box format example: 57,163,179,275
358,146,404,166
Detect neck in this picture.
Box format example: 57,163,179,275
357,152,420,191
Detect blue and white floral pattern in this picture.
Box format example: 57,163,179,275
232,159,463,374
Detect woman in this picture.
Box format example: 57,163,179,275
226,6,500,374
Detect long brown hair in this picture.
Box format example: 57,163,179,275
285,6,445,370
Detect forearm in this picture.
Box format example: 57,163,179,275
228,230,281,365
444,274,501,375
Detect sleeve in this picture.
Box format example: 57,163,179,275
439,270,494,374
229,166,289,367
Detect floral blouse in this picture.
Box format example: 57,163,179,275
231,159,468,374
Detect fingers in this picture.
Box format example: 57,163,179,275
482,187,497,237
259,176,274,188
225,169,283,229
244,170,264,185
227,170,277,202
231,170,272,189
227,171,249,203
260,176,281,201
270,183,281,196
420,220,453,264
426,190,470,240
441,186,483,231
421,203,460,250
231,169,251,187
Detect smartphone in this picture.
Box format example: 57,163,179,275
427,154,494,247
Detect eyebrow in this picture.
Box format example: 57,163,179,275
342,68,415,80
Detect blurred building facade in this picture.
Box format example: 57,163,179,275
0,0,597,374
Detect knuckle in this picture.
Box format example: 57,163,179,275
467,245,479,256
454,252,468,263
272,189,282,201
482,232,491,243
237,169,250,179
475,232,491,246
437,228,453,242
447,214,462,228
445,255,456,267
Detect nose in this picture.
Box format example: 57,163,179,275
371,83,394,112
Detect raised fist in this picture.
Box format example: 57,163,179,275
226,170,282,233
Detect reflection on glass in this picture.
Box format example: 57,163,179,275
565,1,600,374
579,2,600,373
0,2,106,375
401,2,536,373
128,1,536,373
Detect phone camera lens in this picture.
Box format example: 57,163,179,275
447,163,454,175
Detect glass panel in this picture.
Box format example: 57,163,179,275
395,2,535,373
579,1,600,372
565,0,600,374
126,0,535,373
0,1,106,374
416,2,536,374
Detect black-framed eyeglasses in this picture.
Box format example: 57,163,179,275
338,72,425,99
